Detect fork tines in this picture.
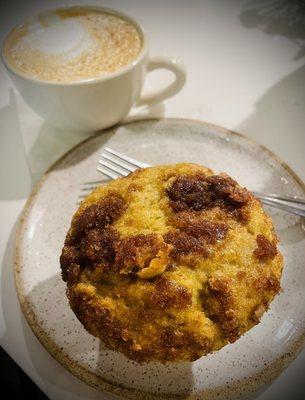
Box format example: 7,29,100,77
79,148,151,204
97,147,150,180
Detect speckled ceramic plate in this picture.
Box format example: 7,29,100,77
14,118,305,400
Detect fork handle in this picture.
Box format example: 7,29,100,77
254,192,305,217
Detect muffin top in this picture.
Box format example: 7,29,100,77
60,163,283,363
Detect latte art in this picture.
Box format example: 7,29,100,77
4,8,142,83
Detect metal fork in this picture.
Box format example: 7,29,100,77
79,147,305,217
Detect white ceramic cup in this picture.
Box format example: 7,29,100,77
2,6,186,131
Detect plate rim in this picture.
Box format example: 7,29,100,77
13,117,305,400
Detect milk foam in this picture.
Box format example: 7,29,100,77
21,19,95,58
4,9,142,82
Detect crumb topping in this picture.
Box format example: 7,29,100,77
166,173,251,219
254,234,278,261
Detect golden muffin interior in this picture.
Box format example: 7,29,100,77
60,163,283,363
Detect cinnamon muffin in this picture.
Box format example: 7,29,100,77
60,163,283,363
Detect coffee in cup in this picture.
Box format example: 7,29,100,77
4,8,142,83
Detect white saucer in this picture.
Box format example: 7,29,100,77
14,118,305,399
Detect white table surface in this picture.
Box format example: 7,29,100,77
0,0,304,399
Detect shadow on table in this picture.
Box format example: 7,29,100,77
31,123,109,173
43,101,165,171
0,89,32,200
0,81,165,185
28,101,165,174
237,64,305,172
239,0,305,60
27,122,94,179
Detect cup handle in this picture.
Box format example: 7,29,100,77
137,56,186,106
